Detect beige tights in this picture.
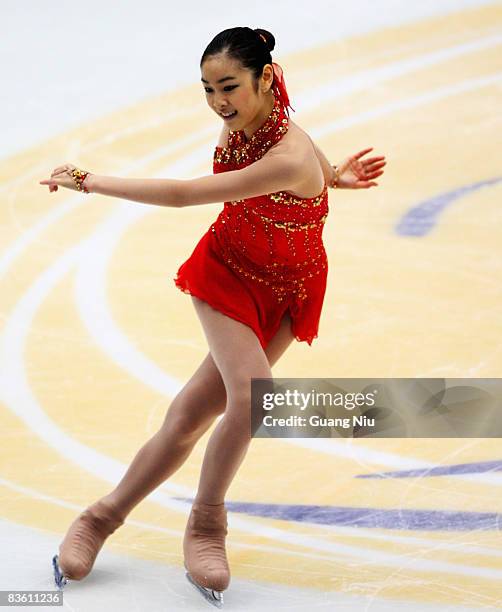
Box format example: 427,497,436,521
100,398,222,516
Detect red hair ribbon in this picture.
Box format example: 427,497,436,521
272,62,295,117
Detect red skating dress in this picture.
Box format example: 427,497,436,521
173,97,329,350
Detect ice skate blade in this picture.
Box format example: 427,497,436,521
185,571,224,608
52,555,67,590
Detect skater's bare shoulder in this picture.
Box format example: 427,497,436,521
266,119,325,198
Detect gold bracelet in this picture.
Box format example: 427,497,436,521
329,165,339,189
71,168,91,193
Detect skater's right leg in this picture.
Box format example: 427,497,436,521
56,353,228,581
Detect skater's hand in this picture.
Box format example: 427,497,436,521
336,148,386,189
39,163,92,193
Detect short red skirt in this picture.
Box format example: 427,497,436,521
173,225,327,350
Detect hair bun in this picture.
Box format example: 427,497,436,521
254,28,275,52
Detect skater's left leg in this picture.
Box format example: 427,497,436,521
183,296,276,597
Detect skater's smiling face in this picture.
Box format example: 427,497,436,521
201,53,275,141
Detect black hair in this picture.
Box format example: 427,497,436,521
200,27,276,92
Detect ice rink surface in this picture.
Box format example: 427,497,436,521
1,1,501,610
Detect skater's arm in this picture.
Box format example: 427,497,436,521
39,150,306,207
81,153,304,207
84,175,186,207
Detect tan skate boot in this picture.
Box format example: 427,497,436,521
183,501,230,608
52,499,125,588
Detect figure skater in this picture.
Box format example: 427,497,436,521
40,26,386,608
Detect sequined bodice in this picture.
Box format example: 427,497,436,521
211,97,329,302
